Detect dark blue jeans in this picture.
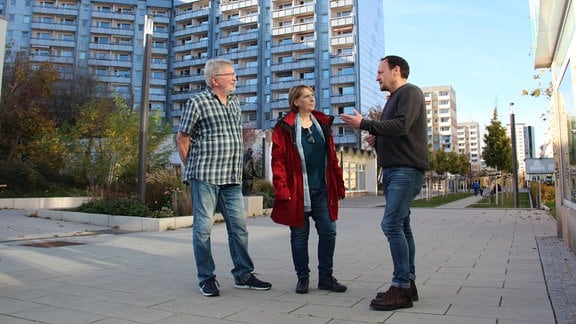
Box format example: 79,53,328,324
289,189,336,279
381,167,424,288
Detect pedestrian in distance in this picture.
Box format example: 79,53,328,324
271,85,347,294
242,148,258,196
340,55,429,310
473,180,480,196
176,58,271,297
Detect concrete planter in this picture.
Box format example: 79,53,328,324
30,209,195,232
15,195,267,233
0,197,89,209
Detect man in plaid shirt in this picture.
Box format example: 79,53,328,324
176,58,271,297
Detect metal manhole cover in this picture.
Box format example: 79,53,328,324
22,241,86,248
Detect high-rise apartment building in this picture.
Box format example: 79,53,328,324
0,0,386,147
457,121,481,173
524,125,535,160
506,122,535,182
422,85,458,152
1,0,172,113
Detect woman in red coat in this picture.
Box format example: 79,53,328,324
271,85,346,294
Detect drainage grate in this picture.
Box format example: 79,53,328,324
22,241,87,248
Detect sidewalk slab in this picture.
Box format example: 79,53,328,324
0,198,573,323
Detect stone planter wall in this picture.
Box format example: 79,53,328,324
0,197,89,209
10,195,267,232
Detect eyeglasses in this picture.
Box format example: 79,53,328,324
213,72,236,77
305,128,315,144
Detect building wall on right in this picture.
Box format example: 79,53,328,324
531,0,576,255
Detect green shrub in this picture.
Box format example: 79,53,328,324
252,179,274,208
75,197,150,217
146,168,191,216
0,160,49,193
541,184,555,206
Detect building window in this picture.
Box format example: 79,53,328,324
557,62,576,201
342,162,366,191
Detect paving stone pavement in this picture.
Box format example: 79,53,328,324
0,195,574,323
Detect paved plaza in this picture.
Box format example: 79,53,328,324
0,195,575,323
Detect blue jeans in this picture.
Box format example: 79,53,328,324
290,189,336,279
190,179,254,283
381,167,424,289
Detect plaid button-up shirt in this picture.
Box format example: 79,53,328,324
179,88,243,185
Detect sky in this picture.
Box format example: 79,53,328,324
382,0,551,154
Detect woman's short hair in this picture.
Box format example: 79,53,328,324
288,85,314,112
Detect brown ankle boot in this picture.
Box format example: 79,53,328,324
370,286,413,311
410,279,419,301
376,280,418,301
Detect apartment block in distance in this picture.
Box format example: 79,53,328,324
506,122,535,184
422,85,458,152
457,121,482,174
0,0,387,148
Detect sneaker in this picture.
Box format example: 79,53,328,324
376,280,418,301
199,277,220,297
370,286,413,311
318,276,347,292
234,273,272,290
295,277,309,294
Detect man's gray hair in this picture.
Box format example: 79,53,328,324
204,58,234,87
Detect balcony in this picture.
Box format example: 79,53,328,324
88,58,132,68
174,8,210,21
30,38,76,48
89,42,133,52
174,23,209,37
221,0,258,12
330,53,355,65
220,30,259,45
330,0,353,9
272,3,315,19
270,79,314,91
331,93,356,105
92,11,136,21
330,35,354,46
331,16,354,28
172,74,204,84
31,55,74,65
220,14,259,29
330,74,356,84
150,78,167,86
271,22,315,36
271,40,316,54
31,21,77,32
173,39,210,52
32,4,78,16
90,26,134,36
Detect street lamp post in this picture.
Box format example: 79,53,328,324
137,15,153,204
509,102,520,208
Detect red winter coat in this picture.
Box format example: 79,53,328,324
270,110,345,227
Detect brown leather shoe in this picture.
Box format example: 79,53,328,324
410,280,419,301
370,286,413,311
376,280,418,301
